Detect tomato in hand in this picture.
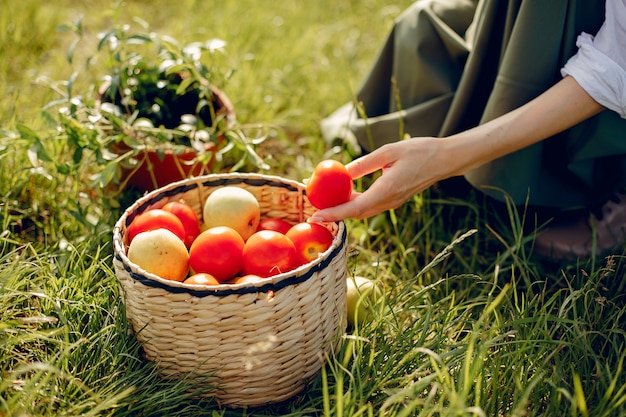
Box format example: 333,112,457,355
285,222,334,266
257,217,294,235
306,159,353,209
242,230,297,277
162,200,202,248
188,226,245,282
126,209,186,245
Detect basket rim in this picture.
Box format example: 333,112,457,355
113,172,347,297
122,172,306,223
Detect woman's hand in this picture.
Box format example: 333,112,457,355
308,137,454,222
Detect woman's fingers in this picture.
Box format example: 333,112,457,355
309,173,410,222
308,192,364,223
345,144,395,180
308,139,442,222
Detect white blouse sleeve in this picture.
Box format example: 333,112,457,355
561,0,626,118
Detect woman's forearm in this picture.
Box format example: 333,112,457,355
446,75,604,176
310,76,606,222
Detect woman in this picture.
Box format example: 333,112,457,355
314,0,626,260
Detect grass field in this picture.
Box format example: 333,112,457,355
1,1,625,416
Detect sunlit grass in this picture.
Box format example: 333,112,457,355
1,1,625,416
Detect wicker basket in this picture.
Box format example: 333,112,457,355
112,173,348,407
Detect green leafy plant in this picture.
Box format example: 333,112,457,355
34,17,267,193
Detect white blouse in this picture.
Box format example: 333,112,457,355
561,0,626,118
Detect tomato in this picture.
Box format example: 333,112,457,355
257,217,293,234
285,222,334,266
188,226,245,282
242,230,297,278
346,276,383,327
184,272,220,286
126,209,186,245
306,159,353,209
231,274,265,285
127,228,189,282
162,200,202,248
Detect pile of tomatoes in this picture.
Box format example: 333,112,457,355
125,201,337,285
123,159,353,286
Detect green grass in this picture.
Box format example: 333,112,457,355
1,1,626,416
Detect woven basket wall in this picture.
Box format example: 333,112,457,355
112,173,348,408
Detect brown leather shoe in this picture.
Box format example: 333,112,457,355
534,192,626,260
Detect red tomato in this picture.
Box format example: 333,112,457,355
184,273,220,286
257,217,293,234
162,201,202,248
188,226,245,282
126,209,186,245
242,230,297,278
286,222,335,266
306,159,353,209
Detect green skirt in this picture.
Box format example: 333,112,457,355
321,0,626,209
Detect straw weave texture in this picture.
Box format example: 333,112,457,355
112,173,348,407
